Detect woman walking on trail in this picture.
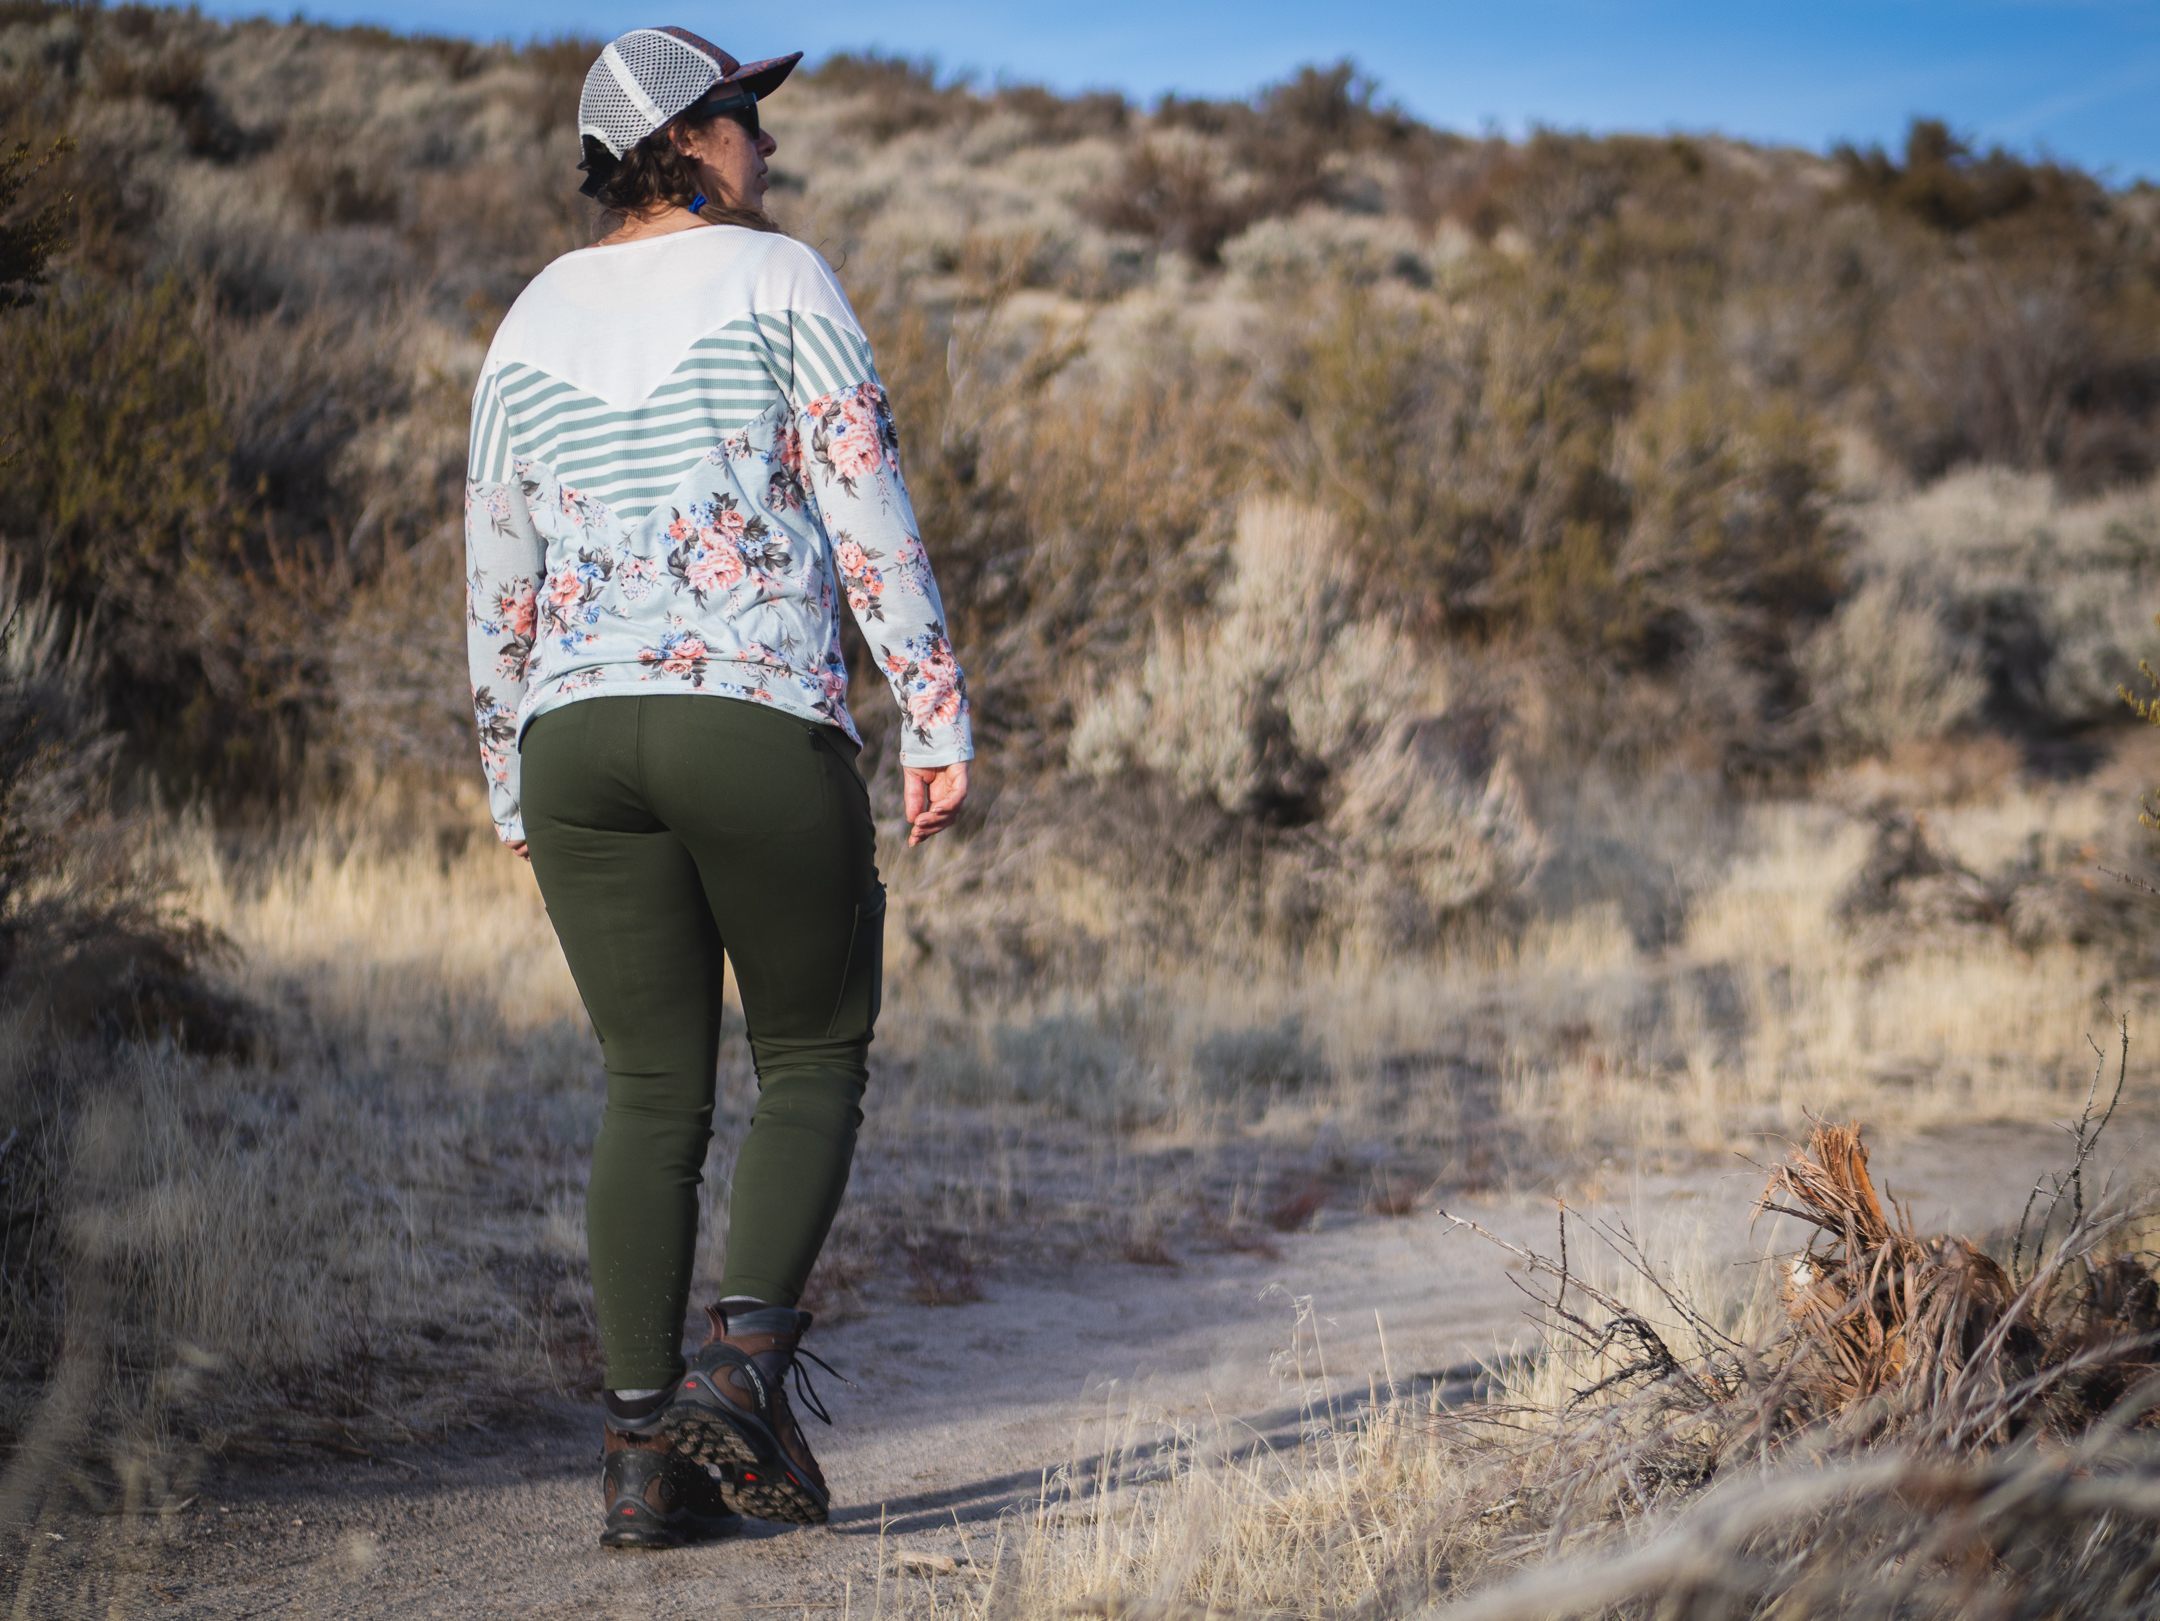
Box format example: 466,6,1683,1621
462,27,972,1549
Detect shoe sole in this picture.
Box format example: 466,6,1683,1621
600,1509,743,1550
659,1397,829,1525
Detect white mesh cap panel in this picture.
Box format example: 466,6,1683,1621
578,29,723,156
579,56,648,158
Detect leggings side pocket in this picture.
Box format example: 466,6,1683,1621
825,881,886,1041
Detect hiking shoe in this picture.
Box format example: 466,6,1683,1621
658,1305,836,1525
598,1426,743,1549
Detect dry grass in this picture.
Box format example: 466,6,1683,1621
5,709,2142,1467
870,1114,2160,1621
9,15,2160,1617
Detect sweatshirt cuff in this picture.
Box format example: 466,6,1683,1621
899,742,973,768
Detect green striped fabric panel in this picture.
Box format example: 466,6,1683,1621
468,370,513,488
467,312,880,520
755,308,880,405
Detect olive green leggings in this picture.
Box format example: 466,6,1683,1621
520,694,883,1391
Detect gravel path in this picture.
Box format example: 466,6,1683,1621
6,1119,2143,1620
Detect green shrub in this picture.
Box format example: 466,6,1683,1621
0,562,241,1048
0,16,2154,818
1191,1017,1328,1100
0,136,70,309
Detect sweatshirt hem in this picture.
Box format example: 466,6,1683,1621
518,669,857,749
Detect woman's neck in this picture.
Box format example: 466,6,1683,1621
593,206,708,248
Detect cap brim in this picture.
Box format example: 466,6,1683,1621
723,52,802,99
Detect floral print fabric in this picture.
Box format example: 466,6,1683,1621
464,237,971,844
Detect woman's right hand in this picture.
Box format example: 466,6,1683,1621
508,840,531,862
904,763,969,847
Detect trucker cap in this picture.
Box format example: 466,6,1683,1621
578,26,802,163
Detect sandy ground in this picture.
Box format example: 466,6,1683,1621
5,1118,2151,1620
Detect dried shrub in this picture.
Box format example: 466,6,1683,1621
1749,1106,2160,1443
806,52,980,142
849,260,1246,771
1061,501,1536,951
1833,808,2160,967
0,563,245,1052
1376,1105,2160,1620
1848,469,2160,732
1265,1177,1330,1233
91,41,255,162
1080,141,1263,267
0,135,70,309
991,1015,1162,1128
1083,64,1431,265
1836,121,2160,490
1837,118,2105,240
990,84,1127,145
1192,1018,1328,1101
279,149,400,228
895,1227,983,1306
0,276,240,774
1524,1110,2160,1450
1801,577,1988,754
1759,1124,2041,1420
1256,274,1839,768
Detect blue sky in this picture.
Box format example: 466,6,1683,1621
223,0,2160,182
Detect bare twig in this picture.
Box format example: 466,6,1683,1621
2097,864,2160,901
2014,1017,2130,1283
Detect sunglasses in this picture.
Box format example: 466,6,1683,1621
684,87,760,142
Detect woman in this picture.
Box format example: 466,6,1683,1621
463,26,971,1550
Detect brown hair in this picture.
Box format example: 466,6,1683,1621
587,110,781,235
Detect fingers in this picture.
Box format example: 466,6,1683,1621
933,762,970,817
508,839,531,862
905,763,969,847
908,801,957,846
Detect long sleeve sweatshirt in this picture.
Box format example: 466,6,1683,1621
463,224,972,843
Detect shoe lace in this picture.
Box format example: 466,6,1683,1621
779,1346,850,1428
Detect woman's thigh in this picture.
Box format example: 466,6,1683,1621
634,696,882,1050
520,699,728,1097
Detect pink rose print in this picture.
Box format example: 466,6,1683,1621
639,626,712,686
832,529,889,623
807,383,901,497
684,542,746,598
497,581,537,643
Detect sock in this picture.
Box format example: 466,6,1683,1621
605,1387,668,1423
718,1297,800,1337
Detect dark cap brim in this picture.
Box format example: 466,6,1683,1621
723,52,802,99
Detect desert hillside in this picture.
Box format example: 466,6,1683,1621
9,8,2160,1618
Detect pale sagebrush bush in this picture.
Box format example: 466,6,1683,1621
18,3,2153,811
1854,466,2160,728
0,559,243,1048
1066,499,1536,935
1221,206,1459,289
992,1014,1165,1128
1066,501,1428,805
1799,576,1988,752
1190,1016,1327,1101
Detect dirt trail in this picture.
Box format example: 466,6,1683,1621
7,1120,2148,1620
